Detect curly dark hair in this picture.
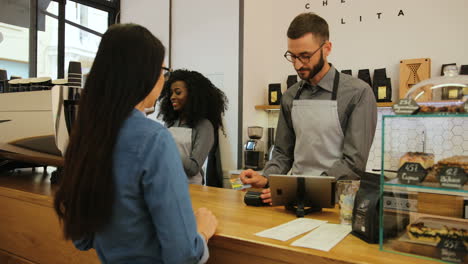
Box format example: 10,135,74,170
158,69,228,134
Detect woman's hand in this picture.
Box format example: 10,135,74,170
194,208,218,242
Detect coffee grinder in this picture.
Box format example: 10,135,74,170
244,126,265,170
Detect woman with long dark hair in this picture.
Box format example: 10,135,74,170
54,24,217,263
158,70,227,186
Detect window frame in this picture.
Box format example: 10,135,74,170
29,0,120,78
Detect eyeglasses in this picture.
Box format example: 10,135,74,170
284,42,325,64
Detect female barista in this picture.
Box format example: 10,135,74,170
54,24,217,263
158,69,227,185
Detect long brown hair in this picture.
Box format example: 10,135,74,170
54,24,165,240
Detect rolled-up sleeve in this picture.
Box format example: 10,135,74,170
325,86,377,180
141,129,208,263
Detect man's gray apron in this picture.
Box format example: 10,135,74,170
169,127,203,185
291,70,344,176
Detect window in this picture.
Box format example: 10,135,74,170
0,0,119,79
0,0,30,79
64,1,109,76
38,1,58,78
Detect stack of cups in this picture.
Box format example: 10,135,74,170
17,78,31,92
7,79,20,92
7,76,21,93
30,77,52,91
67,61,82,100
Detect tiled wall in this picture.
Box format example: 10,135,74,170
367,109,468,172
366,108,394,172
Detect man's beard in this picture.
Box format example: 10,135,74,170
297,50,325,81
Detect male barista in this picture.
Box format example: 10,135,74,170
240,12,377,204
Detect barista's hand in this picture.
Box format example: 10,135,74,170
239,169,268,188
260,188,272,205
240,170,271,205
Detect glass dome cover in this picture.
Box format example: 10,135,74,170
404,65,468,113
405,65,468,101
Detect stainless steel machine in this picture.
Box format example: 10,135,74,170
243,126,265,170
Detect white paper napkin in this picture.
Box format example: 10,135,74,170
291,223,352,251
255,218,327,241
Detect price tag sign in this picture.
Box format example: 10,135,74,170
437,167,467,189
397,162,427,185
437,237,466,263
392,99,420,115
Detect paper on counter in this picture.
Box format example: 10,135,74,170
255,218,327,241
291,223,352,251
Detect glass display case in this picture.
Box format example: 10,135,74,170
379,114,468,263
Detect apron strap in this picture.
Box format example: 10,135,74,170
294,69,341,100
294,81,306,100
331,69,340,101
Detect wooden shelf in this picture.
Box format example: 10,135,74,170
255,105,280,111
377,102,394,107
384,180,468,196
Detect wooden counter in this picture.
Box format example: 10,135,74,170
0,170,98,264
0,170,440,264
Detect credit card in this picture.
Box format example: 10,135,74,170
230,178,252,190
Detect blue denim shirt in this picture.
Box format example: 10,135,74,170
74,109,208,264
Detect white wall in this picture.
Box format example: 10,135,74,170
243,0,468,154
120,0,170,64
121,0,468,175
121,0,240,177
171,0,240,177
243,1,273,148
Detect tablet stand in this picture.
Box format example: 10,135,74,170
285,177,322,217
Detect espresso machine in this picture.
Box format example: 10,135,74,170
0,62,82,181
244,126,265,170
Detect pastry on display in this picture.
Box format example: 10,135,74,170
423,168,438,182
437,155,468,169
418,103,466,113
407,221,468,246
424,155,468,184
399,152,435,170
433,155,468,175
